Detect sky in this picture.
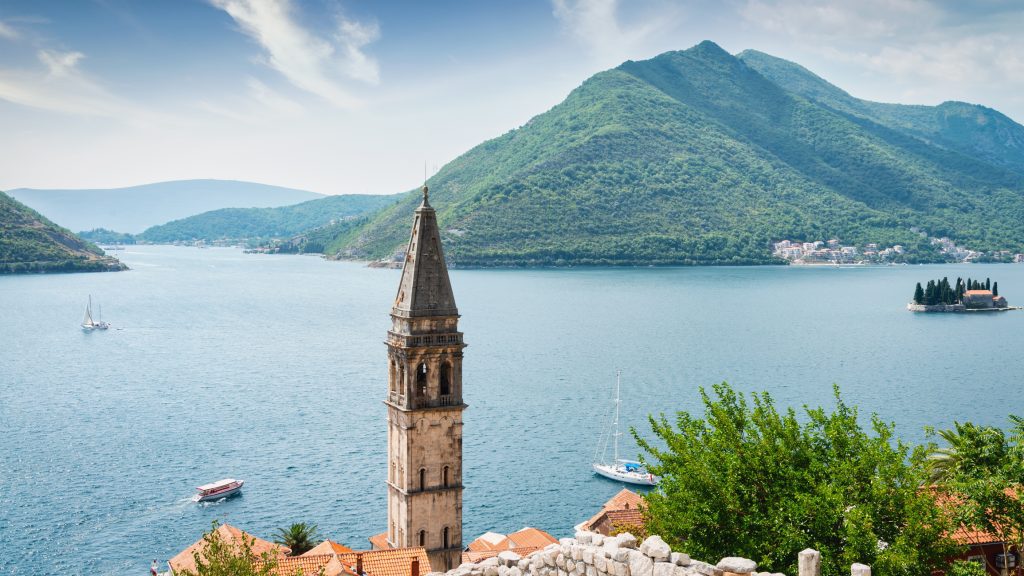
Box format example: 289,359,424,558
1,0,1023,195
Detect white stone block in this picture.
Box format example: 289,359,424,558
798,550,820,576
850,564,870,576
670,554,690,567
716,558,756,574
629,549,655,576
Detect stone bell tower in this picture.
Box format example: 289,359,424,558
385,186,465,571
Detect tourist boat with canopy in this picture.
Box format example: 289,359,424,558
591,371,658,486
192,478,244,502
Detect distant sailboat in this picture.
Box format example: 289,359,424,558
591,371,657,486
81,295,110,331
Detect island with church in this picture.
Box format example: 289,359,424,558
907,276,1016,312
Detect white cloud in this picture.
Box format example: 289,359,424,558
0,19,19,40
210,0,379,108
740,0,941,41
0,48,162,124
551,0,679,66
38,49,85,77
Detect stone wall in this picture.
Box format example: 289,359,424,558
429,531,868,576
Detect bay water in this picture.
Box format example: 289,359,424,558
2,246,1023,575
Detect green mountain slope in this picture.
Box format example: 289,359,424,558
8,179,324,234
138,193,399,244
323,41,1024,266
0,191,126,274
737,49,1024,175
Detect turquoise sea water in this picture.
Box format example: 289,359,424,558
2,246,1024,575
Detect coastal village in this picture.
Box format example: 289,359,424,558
162,191,1022,576
772,236,1024,265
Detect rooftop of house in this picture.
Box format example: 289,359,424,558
336,548,432,576
965,290,994,296
368,532,391,550
464,527,558,554
579,488,645,532
261,553,356,576
303,539,356,556
169,523,290,575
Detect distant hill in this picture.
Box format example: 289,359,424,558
315,41,1024,266
0,191,126,274
7,179,324,234
137,193,400,244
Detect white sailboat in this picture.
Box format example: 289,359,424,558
81,295,110,331
591,371,657,486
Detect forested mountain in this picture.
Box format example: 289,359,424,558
8,179,324,234
316,41,1024,266
138,193,399,244
0,191,126,274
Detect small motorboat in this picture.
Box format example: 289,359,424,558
192,478,244,502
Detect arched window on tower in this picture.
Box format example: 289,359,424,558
443,526,450,549
440,362,451,396
419,530,426,547
417,362,428,397
442,465,449,487
389,360,397,394
419,467,426,491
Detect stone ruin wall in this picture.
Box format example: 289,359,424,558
428,530,872,576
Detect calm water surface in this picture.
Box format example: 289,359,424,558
2,246,1023,575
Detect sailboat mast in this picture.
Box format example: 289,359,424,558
613,370,621,463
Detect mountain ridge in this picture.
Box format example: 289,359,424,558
8,179,325,234
303,41,1021,266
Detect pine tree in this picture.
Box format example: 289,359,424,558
914,283,925,305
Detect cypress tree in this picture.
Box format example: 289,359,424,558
967,278,972,292
914,283,925,305
994,282,999,297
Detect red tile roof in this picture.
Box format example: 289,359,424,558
507,528,558,549
369,532,392,551
263,554,358,576
169,523,290,575
580,489,645,531
303,539,356,556
337,548,432,576
462,546,543,565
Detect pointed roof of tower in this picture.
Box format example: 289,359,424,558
392,186,458,318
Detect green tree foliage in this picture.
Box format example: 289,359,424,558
925,417,1024,576
323,42,1024,266
0,191,126,274
636,383,957,576
175,521,278,576
947,560,989,576
994,282,999,296
78,228,136,244
274,522,319,556
915,277,964,305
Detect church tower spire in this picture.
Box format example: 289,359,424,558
385,186,465,571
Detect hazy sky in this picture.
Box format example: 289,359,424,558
1,0,1022,195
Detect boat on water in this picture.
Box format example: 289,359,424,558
592,371,658,486
192,478,244,502
81,296,110,331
